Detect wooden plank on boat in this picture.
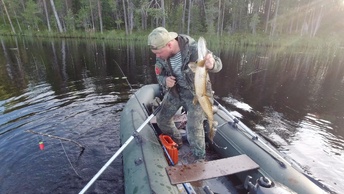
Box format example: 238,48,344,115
166,154,259,184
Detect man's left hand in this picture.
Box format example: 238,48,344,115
204,53,215,70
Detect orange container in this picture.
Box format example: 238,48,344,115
159,134,178,164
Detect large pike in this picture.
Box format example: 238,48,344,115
188,37,216,141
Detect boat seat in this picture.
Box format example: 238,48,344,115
166,154,259,184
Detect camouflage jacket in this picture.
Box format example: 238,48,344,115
154,34,222,95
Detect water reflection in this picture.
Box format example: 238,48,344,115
0,79,126,193
286,113,343,193
0,37,143,193
0,37,343,193
216,44,344,193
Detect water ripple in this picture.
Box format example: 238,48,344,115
261,109,344,193
0,80,127,193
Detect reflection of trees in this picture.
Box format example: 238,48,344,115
1,39,13,80
1,37,343,131
0,37,158,101
215,45,344,126
0,38,27,99
211,44,242,98
123,41,155,87
313,48,344,125
260,46,344,121
126,41,137,84
0,39,15,99
138,43,155,85
2,37,340,122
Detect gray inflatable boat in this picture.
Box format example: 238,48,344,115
120,84,327,194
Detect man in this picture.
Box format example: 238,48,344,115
148,27,222,161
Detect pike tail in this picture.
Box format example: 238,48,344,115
209,121,218,142
209,122,214,141
209,131,215,142
198,37,207,61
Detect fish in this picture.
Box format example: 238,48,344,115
188,37,216,141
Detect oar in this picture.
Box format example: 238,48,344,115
79,105,162,194
214,99,290,167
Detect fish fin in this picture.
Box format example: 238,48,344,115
188,62,197,72
198,37,207,61
197,59,206,67
212,106,218,113
193,96,198,105
213,121,218,127
201,92,212,99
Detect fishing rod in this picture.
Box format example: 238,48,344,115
79,105,162,194
213,99,291,168
79,62,163,194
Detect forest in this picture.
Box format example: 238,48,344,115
0,0,344,41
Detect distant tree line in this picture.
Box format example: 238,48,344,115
0,0,343,37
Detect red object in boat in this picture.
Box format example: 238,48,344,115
159,134,178,164
39,141,44,150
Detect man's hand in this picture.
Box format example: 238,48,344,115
204,53,215,70
166,76,176,88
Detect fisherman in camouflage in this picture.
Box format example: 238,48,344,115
148,27,222,161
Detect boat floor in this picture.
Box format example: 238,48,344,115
171,132,248,194
151,114,253,194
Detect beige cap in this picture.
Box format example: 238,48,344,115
148,27,178,50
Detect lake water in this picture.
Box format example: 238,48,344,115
0,37,343,194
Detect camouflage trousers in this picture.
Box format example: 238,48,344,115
156,87,206,159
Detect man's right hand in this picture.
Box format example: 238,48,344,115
166,76,176,88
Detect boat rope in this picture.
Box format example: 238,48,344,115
60,139,82,178
210,138,228,150
129,108,161,146
130,109,154,192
